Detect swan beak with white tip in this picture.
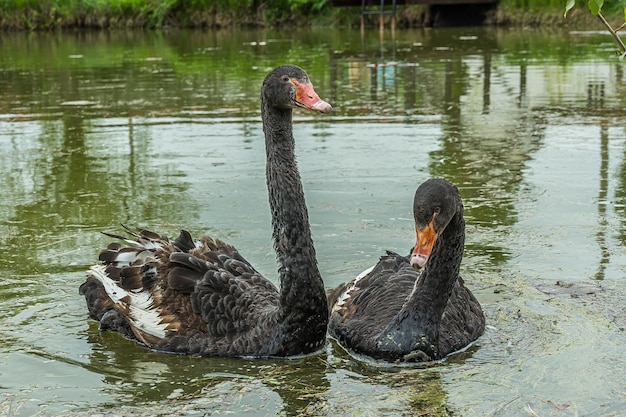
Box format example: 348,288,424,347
292,79,332,114
410,216,438,269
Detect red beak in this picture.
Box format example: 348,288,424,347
410,215,438,269
291,79,332,114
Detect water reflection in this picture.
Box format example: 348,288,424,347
83,332,331,415
0,115,193,275
71,332,448,416
1,27,626,416
328,30,551,270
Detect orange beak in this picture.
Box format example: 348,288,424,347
410,215,438,269
291,79,332,114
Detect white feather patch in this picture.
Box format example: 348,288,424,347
332,265,375,313
111,251,140,266
115,237,161,250
88,264,168,339
140,240,162,250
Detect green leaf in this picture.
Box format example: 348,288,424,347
564,0,576,18
588,0,604,15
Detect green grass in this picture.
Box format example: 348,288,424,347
0,0,331,29
0,0,622,30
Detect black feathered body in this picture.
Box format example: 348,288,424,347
80,228,326,357
328,252,484,362
80,65,329,357
327,179,485,363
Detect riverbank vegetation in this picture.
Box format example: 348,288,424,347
0,0,623,31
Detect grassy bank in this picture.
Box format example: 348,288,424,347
0,0,328,30
0,0,347,30
0,0,618,30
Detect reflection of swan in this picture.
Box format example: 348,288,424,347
327,178,485,362
80,65,332,357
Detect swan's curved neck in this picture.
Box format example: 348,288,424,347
262,102,327,324
381,206,465,357
411,207,465,318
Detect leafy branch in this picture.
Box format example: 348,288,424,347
564,0,626,57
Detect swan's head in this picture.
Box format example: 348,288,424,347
409,178,462,269
262,64,332,114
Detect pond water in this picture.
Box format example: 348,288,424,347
1,26,625,416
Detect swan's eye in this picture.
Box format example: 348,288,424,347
434,207,441,214
281,75,290,82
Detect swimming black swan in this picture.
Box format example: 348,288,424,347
79,64,332,357
327,178,485,362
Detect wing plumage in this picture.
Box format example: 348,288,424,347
80,226,282,356
328,250,485,361
328,252,417,348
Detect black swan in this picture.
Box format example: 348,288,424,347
327,178,485,362
79,64,332,357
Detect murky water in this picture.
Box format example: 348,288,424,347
1,27,625,416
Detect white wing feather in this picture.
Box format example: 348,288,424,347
332,265,375,313
88,264,168,339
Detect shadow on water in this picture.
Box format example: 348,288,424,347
82,331,333,416
71,334,453,417
2,27,626,416
4,323,454,416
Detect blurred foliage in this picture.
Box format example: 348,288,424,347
0,0,331,29
564,0,626,17
3,0,626,31
563,0,626,55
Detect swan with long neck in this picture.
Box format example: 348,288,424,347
327,178,485,362
79,64,331,357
